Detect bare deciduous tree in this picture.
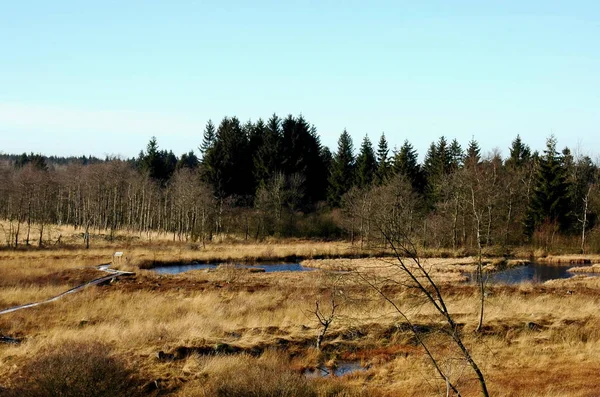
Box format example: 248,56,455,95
356,180,490,397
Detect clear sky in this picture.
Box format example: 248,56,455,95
1,1,599,160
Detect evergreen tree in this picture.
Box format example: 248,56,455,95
328,130,355,207
393,140,422,192
436,136,451,175
258,114,283,185
245,119,261,193
163,150,178,179
506,135,531,169
14,153,48,171
252,118,280,189
203,116,252,199
524,136,572,236
449,138,464,171
422,142,437,179
140,137,161,179
176,151,199,170
199,120,216,155
308,124,330,204
465,138,481,168
137,137,177,183
320,146,333,176
355,135,377,188
422,139,446,207
375,133,392,184
280,115,326,206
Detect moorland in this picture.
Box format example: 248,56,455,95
2,225,600,397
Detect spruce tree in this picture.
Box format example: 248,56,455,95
306,121,330,204
176,151,199,170
327,130,355,207
422,142,437,178
465,138,481,168
137,137,177,183
506,135,531,169
524,136,572,236
320,146,333,175
449,138,464,171
204,116,252,199
393,140,422,192
14,153,48,171
422,140,443,207
199,120,216,155
375,133,392,184
355,135,377,188
436,136,451,175
279,115,326,206
140,136,161,179
253,118,281,189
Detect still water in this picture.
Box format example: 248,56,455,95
151,262,314,275
473,262,597,285
304,361,366,378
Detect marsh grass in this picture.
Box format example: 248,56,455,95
2,243,600,396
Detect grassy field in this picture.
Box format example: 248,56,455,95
1,232,600,396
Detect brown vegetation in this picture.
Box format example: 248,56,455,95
1,240,600,396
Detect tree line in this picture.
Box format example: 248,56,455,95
0,114,598,251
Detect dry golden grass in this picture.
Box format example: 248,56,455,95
539,254,600,264
2,240,600,396
568,264,600,273
301,256,528,284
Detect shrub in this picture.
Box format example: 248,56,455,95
8,341,140,397
199,353,316,397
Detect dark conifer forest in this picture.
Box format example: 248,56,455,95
1,114,598,252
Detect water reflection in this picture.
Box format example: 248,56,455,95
471,262,597,285
304,361,366,378
151,262,314,275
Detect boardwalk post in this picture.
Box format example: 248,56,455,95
113,251,124,265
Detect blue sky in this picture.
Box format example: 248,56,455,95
0,1,598,160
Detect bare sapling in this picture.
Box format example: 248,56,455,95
363,207,489,397
470,186,485,333
578,185,592,254
313,291,339,351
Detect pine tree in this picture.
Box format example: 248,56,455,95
14,153,48,171
393,140,422,192
140,136,161,179
422,139,444,207
279,115,326,207
137,137,177,183
320,146,333,175
465,138,481,168
327,130,355,207
176,151,199,170
422,142,437,179
449,138,464,171
252,118,281,189
355,135,377,188
163,150,178,179
308,123,330,204
375,133,392,184
436,136,451,175
506,135,531,169
199,120,216,155
203,116,252,199
524,136,572,236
